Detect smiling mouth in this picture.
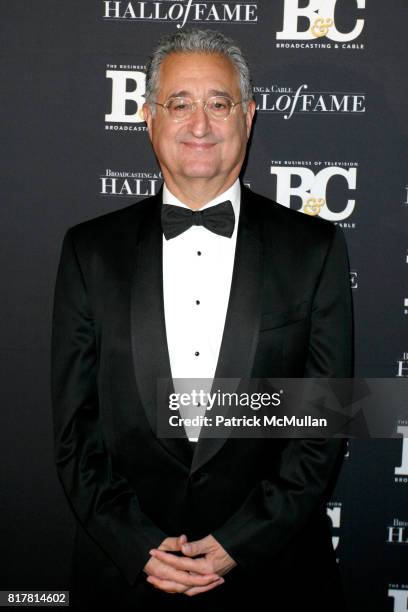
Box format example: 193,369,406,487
181,142,216,150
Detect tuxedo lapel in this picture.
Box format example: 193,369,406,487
190,186,264,475
130,189,194,468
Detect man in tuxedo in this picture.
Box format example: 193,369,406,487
51,29,352,610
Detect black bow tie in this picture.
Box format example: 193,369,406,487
161,200,235,240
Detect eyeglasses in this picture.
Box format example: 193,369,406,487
152,96,245,122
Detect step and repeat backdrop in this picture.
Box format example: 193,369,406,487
1,2,407,610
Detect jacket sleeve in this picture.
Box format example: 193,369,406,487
211,225,353,571
51,228,166,586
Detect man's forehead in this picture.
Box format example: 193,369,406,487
161,50,234,67
165,88,233,99
158,52,240,93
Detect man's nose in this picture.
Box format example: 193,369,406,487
188,102,211,136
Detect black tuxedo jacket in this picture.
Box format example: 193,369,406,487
51,185,353,610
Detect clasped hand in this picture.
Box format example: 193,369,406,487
143,534,237,596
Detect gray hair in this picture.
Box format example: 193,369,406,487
145,29,253,114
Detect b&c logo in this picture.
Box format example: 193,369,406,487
270,164,357,222
277,0,365,42
105,68,146,129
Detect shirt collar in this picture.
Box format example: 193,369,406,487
162,179,241,224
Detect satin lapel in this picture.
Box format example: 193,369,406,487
190,187,264,475
130,190,194,468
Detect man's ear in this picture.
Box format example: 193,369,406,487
142,102,153,138
245,99,256,138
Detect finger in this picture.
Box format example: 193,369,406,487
150,549,212,575
147,571,220,593
158,537,178,551
146,575,188,594
184,577,225,597
153,559,219,587
158,536,186,552
182,540,206,557
178,534,187,547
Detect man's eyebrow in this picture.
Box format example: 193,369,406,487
208,89,233,98
167,90,190,98
166,89,233,99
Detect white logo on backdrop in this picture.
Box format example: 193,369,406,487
277,0,365,42
270,164,357,223
105,69,146,126
395,426,408,478
387,519,408,544
388,588,408,612
103,1,258,29
254,84,365,120
100,169,161,197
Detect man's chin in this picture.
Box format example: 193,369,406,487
179,165,219,180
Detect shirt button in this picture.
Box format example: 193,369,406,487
194,351,200,356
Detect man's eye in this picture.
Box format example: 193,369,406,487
171,100,189,111
209,99,229,111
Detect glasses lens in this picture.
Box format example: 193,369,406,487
167,98,192,121
165,96,234,121
206,97,233,119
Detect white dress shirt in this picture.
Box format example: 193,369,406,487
162,179,241,440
